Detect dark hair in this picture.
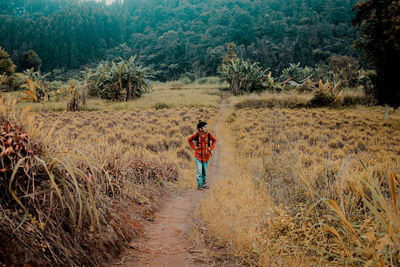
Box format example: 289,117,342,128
197,120,207,130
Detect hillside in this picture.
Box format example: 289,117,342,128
1,0,358,80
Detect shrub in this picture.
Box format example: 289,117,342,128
235,98,308,109
329,56,359,87
0,47,16,76
309,80,343,107
281,62,313,82
128,158,178,182
0,98,133,266
18,50,42,72
197,77,222,85
178,77,192,85
154,102,171,110
219,58,272,95
88,57,153,101
14,70,51,102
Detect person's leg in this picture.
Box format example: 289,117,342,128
195,158,203,189
202,160,209,187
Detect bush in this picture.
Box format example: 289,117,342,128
308,90,333,107
179,72,196,83
308,80,343,108
219,58,272,95
342,95,375,106
329,56,359,87
0,98,134,266
197,77,222,85
154,102,171,110
18,50,42,71
0,47,16,76
235,97,308,109
281,62,313,82
88,57,153,101
178,77,192,85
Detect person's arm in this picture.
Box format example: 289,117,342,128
188,133,197,150
209,132,217,151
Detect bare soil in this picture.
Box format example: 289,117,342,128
113,94,228,267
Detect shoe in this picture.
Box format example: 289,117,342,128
197,186,203,191
203,184,209,189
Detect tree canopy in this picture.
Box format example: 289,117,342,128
0,0,359,80
353,0,400,109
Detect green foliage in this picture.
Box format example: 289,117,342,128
0,0,359,80
353,0,400,109
0,47,15,76
313,63,333,82
281,63,313,82
329,56,359,87
219,58,273,95
196,77,222,85
88,57,153,101
222,42,238,66
309,80,343,107
22,69,51,101
18,50,42,72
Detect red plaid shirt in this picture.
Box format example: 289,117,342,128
188,131,217,162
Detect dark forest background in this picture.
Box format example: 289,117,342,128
0,0,359,81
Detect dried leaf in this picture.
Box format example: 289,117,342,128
27,79,35,92
24,90,38,101
388,172,398,215
318,80,323,90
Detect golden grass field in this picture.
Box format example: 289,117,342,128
0,86,220,266
200,102,400,266
13,81,223,112
35,105,219,189
2,83,400,266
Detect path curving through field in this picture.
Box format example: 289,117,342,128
114,93,229,267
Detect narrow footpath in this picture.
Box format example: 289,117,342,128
114,93,229,267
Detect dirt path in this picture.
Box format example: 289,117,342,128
114,94,228,267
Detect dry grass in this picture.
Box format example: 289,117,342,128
11,83,222,112
35,106,219,190
200,103,400,266
1,88,219,265
231,87,372,109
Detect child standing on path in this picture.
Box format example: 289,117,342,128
188,120,217,190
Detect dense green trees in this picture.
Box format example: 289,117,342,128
0,47,15,76
17,50,42,71
0,0,359,80
353,0,400,117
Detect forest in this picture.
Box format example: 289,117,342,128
1,0,400,266
1,0,359,80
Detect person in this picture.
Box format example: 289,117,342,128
188,120,217,190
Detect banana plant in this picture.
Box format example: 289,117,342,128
282,62,313,83
319,79,343,103
14,70,51,103
14,73,39,102
87,56,152,101
219,58,271,95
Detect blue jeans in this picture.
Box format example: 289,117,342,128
195,158,209,187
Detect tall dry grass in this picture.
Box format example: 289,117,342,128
0,97,132,266
35,106,219,189
12,82,222,112
200,104,400,266
1,89,219,265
